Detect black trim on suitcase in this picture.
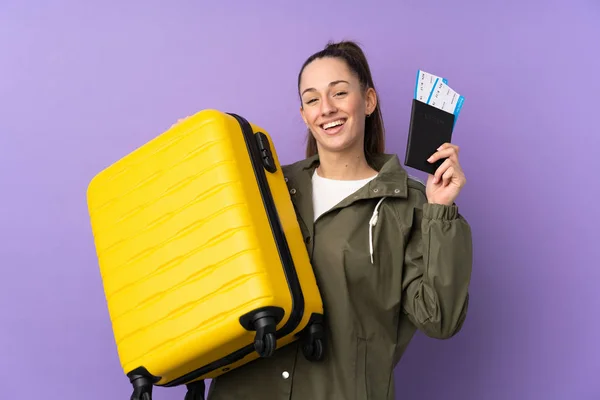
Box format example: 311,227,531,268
230,113,306,340
126,113,308,391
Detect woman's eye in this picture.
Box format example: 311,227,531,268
335,91,347,96
306,99,317,104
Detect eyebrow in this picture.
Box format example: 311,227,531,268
301,80,350,96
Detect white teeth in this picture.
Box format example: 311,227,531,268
323,120,345,129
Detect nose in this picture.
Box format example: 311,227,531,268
320,96,337,115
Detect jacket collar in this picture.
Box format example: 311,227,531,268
284,153,410,234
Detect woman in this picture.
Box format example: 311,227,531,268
188,40,473,400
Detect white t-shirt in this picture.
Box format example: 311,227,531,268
311,169,377,221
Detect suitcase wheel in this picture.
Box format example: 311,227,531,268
127,368,160,400
184,380,206,400
301,318,326,362
302,337,324,362
129,377,153,400
239,306,284,358
254,331,277,358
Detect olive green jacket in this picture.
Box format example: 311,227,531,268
207,153,473,400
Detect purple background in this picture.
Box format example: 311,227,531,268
1,1,599,399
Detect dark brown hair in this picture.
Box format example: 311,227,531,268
297,40,385,166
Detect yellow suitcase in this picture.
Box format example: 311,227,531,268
86,110,325,400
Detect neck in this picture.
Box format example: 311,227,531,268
316,148,377,180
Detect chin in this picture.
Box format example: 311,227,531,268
315,134,358,154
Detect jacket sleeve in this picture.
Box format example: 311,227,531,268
399,192,473,339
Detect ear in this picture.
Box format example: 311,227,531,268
365,87,377,116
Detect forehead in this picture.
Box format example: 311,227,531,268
299,57,355,91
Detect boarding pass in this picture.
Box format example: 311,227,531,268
414,69,465,120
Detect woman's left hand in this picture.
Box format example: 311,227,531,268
425,143,467,206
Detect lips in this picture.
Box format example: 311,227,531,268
320,119,346,130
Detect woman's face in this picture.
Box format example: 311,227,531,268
299,57,376,156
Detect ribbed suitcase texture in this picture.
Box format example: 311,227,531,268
87,110,325,399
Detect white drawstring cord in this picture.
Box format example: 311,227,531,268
369,197,387,264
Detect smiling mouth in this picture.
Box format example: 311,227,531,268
321,119,346,130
